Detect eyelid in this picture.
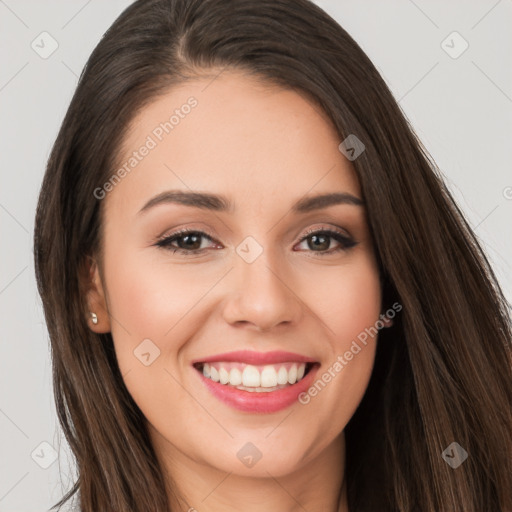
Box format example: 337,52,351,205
298,224,351,240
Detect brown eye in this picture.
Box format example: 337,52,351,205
155,229,217,254
296,229,357,255
154,227,358,256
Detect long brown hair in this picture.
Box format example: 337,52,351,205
34,0,512,510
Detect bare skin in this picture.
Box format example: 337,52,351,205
85,69,388,511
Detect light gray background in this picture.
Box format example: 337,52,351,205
1,1,511,510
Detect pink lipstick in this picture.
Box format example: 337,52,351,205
192,350,320,413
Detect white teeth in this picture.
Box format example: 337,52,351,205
210,365,220,382
277,366,288,385
288,364,297,384
199,362,308,389
242,365,261,387
229,368,242,386
219,367,229,384
235,385,286,392
260,365,278,387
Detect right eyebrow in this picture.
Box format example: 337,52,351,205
138,190,233,215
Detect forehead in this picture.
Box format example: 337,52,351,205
104,69,361,219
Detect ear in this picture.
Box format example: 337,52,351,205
82,255,111,333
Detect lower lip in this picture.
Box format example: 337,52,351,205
195,364,320,413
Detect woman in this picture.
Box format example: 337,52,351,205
33,0,512,510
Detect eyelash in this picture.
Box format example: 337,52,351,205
154,226,358,256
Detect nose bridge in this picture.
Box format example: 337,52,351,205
222,234,302,330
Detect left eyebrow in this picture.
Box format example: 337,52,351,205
137,190,364,216
291,192,364,213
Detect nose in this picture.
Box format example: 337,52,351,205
221,247,303,332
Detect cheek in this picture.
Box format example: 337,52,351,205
102,247,208,425
295,252,381,426
104,245,209,332
306,251,382,343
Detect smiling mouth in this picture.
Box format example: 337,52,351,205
193,361,317,392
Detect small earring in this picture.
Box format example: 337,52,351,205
380,315,393,328
90,312,98,325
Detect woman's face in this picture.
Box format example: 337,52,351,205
88,69,382,479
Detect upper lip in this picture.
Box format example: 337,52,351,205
192,350,318,366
